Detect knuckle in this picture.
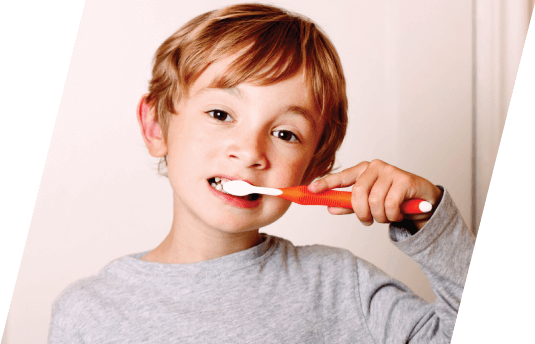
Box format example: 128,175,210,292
368,195,381,209
352,181,365,193
382,163,397,175
369,159,384,168
313,178,326,188
405,175,418,190
354,162,370,178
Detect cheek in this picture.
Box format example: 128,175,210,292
165,130,216,188
270,151,314,186
167,121,216,159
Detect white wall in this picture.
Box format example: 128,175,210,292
3,0,523,342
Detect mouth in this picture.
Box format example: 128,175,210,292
207,177,261,201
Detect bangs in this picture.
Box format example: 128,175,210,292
207,21,306,89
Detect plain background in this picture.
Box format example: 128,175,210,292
2,0,530,343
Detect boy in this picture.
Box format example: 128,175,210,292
48,4,474,343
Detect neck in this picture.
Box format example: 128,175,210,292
142,210,263,264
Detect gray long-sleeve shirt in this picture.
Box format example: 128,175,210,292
48,188,474,343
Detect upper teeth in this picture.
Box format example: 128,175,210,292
211,177,230,193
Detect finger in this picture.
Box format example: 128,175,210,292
351,166,379,225
327,207,354,215
366,160,408,223
383,182,405,223
367,174,393,224
308,161,370,193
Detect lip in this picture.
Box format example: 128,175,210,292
207,175,262,209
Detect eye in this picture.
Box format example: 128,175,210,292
272,130,299,143
207,109,233,122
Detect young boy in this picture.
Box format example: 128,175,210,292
48,4,474,343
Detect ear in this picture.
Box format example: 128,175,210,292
136,94,168,157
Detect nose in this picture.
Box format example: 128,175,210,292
226,131,269,170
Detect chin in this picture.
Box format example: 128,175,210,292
205,204,290,234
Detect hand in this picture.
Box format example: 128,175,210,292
307,160,443,230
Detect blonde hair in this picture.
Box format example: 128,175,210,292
146,3,347,183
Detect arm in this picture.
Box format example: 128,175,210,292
309,160,475,342
357,188,474,343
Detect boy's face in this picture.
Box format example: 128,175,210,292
162,58,323,234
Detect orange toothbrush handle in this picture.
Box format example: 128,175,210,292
279,186,352,208
278,186,431,214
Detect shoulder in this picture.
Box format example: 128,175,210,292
270,235,359,274
52,273,108,313
270,235,393,282
49,274,104,334
267,236,392,302
52,276,92,309
50,253,142,326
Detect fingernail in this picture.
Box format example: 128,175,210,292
361,221,373,226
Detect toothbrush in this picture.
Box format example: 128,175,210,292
223,180,432,214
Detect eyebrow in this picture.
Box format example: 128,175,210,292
194,86,244,100
282,105,318,131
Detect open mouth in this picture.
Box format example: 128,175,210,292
208,177,261,201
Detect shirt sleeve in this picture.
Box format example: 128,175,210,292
355,187,475,343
